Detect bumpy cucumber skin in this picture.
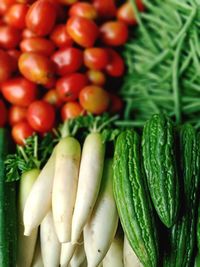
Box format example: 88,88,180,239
164,124,200,267
113,130,159,267
142,114,180,227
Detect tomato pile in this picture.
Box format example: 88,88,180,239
0,0,144,145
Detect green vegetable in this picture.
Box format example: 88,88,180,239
164,124,200,267
0,128,17,267
113,129,159,267
142,114,179,227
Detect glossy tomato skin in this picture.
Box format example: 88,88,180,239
5,3,29,29
100,21,128,46
86,69,106,86
66,16,99,48
84,48,109,70
22,28,37,39
1,77,38,107
106,48,125,77
43,89,63,107
0,0,15,16
56,73,88,102
0,99,7,127
50,24,73,48
69,2,97,20
92,0,117,19
0,25,22,49
18,52,55,85
108,93,123,113
8,105,27,126
61,101,84,121
0,50,13,82
52,47,83,76
79,85,110,114
25,0,57,36
20,37,55,56
56,0,77,5
27,100,55,133
11,120,35,145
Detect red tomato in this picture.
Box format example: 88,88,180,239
11,120,35,145
0,0,15,15
7,49,21,72
22,28,37,38
100,21,128,46
25,0,57,36
84,48,109,70
106,48,125,77
0,25,22,49
20,37,55,56
86,70,106,86
27,100,55,132
8,105,27,125
56,73,88,102
79,85,110,114
0,50,13,83
51,47,83,76
92,0,117,19
18,52,55,85
56,0,77,5
50,24,73,48
117,1,144,25
43,89,63,107
61,101,84,121
5,3,29,29
69,2,97,20
66,16,99,48
0,99,7,127
108,94,123,113
1,77,38,107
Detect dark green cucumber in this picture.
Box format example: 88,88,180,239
113,130,159,267
164,124,200,267
142,113,180,227
0,128,17,267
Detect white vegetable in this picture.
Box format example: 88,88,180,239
71,132,105,243
60,242,76,267
23,151,56,236
123,236,143,267
52,136,81,243
31,237,44,267
84,159,118,267
40,211,61,267
69,243,86,267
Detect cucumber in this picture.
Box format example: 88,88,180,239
113,130,159,267
0,128,17,267
142,113,180,227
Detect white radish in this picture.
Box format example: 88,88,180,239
84,159,118,267
103,232,124,267
23,150,56,236
123,236,143,267
60,242,76,267
52,136,81,243
80,259,87,267
71,132,105,243
31,237,44,267
40,211,61,267
69,243,86,267
17,169,40,267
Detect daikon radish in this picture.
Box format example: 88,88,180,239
69,243,86,267
123,236,143,267
84,159,118,267
60,242,76,267
31,236,44,267
52,136,81,242
40,211,61,267
71,132,105,243
23,150,56,236
17,169,40,267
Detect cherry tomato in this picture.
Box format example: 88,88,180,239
51,47,83,76
84,48,109,70
50,24,73,48
20,37,55,56
61,101,84,121
66,16,99,48
27,100,55,133
8,105,27,125
69,2,97,20
86,70,106,86
108,94,123,113
43,89,63,107
56,0,77,5
100,21,128,46
12,120,35,145
1,77,38,106
56,73,88,102
25,0,57,36
22,28,37,39
79,85,110,114
0,0,15,16
18,52,55,85
0,99,7,127
106,48,125,77
0,50,13,83
7,49,21,71
92,0,117,19
5,3,29,29
0,25,22,49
